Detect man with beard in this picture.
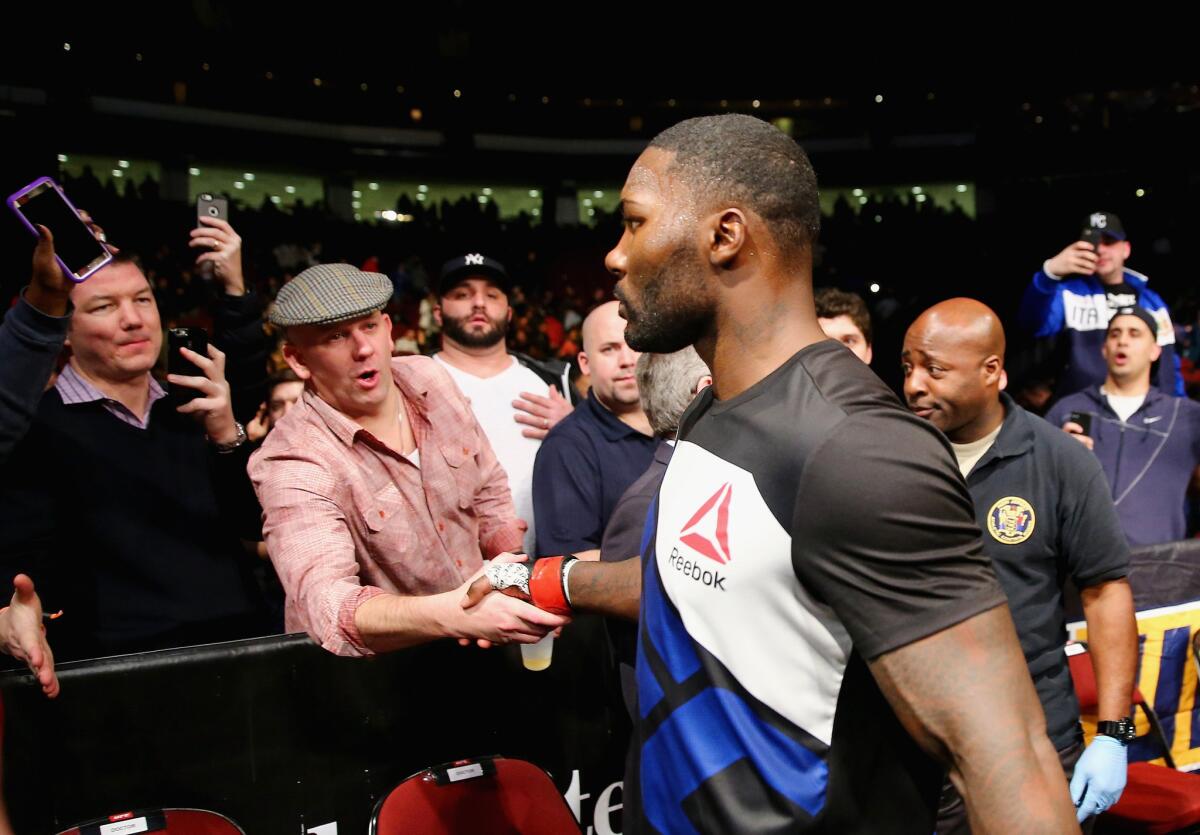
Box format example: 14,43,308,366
466,114,1078,833
432,254,575,554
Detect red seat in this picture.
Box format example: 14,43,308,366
370,755,582,835
55,808,246,835
1099,763,1200,834
1067,642,1200,833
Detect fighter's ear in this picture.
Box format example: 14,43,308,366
708,208,747,269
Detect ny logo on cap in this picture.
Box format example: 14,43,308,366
1090,213,1108,229
464,253,485,266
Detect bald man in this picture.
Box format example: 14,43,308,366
531,300,656,556
903,298,1138,830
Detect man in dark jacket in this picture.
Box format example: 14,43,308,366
1047,307,1200,546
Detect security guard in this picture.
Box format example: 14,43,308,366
902,298,1139,832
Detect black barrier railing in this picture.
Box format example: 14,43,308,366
1,615,630,834
7,540,1199,833
1063,538,1200,622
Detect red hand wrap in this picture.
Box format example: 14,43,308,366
529,556,572,616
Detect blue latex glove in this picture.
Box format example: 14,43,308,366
1069,735,1128,822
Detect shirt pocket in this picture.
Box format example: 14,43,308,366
361,482,411,537
441,442,480,512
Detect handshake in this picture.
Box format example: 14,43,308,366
454,555,577,653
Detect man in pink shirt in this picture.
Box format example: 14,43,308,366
249,264,566,657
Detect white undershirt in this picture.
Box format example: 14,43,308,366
1103,389,1146,423
435,354,549,554
950,423,1004,478
403,449,421,468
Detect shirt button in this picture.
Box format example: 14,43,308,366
437,521,445,532
462,446,470,455
456,560,463,568
379,510,385,519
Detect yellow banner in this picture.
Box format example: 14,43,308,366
1069,601,1200,771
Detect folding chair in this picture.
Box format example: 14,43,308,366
1067,642,1200,834
55,808,246,835
370,755,582,835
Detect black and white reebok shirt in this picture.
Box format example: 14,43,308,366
629,341,1006,834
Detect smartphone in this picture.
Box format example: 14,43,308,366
1068,411,1093,435
195,194,228,281
197,193,228,223
1080,226,1102,251
6,177,112,282
168,327,209,403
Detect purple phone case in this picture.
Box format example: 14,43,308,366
6,175,112,283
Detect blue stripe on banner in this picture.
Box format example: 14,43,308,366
1152,626,1191,751
641,687,829,835
1129,632,1160,763
1193,635,1200,755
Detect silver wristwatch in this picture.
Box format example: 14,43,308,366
211,421,248,453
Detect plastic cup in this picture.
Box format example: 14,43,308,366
520,633,554,671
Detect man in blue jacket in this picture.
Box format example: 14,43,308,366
1047,307,1200,546
1018,212,1182,400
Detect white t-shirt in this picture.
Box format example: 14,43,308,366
950,423,1003,479
1103,390,1146,424
435,354,549,555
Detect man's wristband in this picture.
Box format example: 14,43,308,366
530,556,577,615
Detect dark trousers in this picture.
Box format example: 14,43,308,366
935,738,1093,834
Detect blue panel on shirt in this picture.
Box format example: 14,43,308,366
640,687,829,834
638,548,701,718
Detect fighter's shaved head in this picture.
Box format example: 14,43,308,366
647,114,821,257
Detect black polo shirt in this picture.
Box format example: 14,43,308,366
963,392,1129,749
532,390,657,556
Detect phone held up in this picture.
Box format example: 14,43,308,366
6,177,112,282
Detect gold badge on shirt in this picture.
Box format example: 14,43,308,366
986,496,1036,545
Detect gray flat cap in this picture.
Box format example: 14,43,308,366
268,263,393,327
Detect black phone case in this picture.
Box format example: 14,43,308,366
168,328,209,402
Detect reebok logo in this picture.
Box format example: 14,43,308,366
667,547,727,591
679,483,733,564
1143,416,1163,424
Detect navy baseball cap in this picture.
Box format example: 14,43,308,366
438,253,512,297
1082,212,1126,241
1107,306,1158,339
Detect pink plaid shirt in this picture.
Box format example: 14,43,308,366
249,356,524,656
